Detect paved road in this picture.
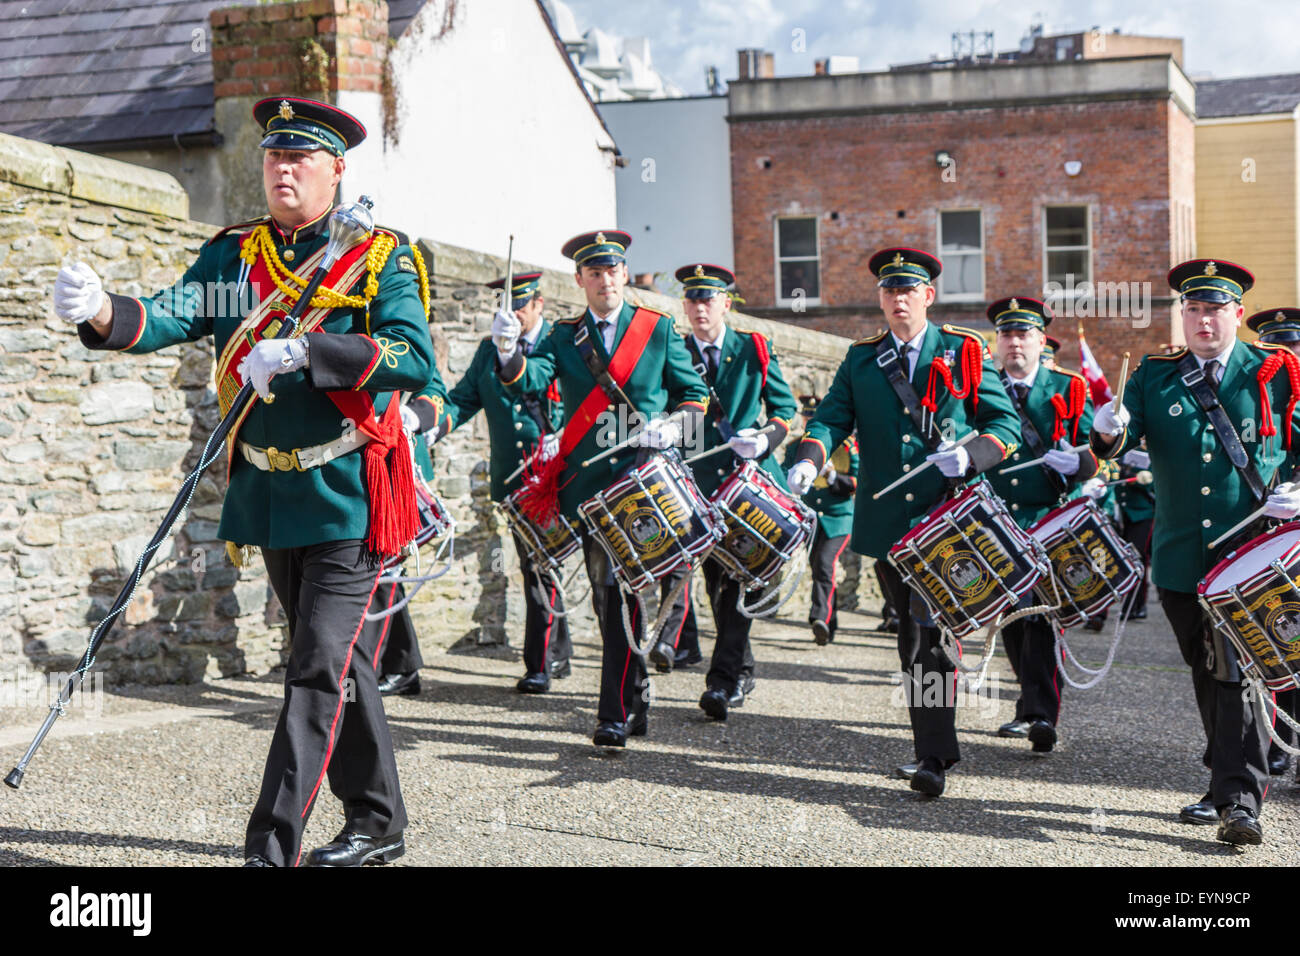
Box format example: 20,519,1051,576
1,609,1296,866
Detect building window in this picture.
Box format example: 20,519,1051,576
937,209,983,301
774,216,820,304
1043,205,1091,293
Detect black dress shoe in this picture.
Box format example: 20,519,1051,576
699,688,729,721
1082,616,1105,632
910,757,945,797
376,670,420,697
1217,805,1263,846
728,674,755,707
1027,719,1057,753
997,718,1031,738
1267,745,1290,776
305,831,405,867
896,762,918,780
648,640,676,673
243,855,274,867
550,658,572,680
1123,606,1147,621
881,615,899,634
593,720,628,747
516,671,550,694
674,646,703,668
1179,794,1218,826
811,620,831,646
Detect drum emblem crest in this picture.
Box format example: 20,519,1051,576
941,553,985,593
1062,559,1093,591
625,507,669,553
1264,603,1300,644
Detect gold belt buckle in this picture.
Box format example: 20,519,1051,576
264,445,301,472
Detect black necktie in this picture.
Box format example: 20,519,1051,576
1205,359,1222,387
706,345,720,378
520,338,532,356
898,343,913,378
1013,382,1029,405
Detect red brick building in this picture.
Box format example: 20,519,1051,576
728,55,1197,378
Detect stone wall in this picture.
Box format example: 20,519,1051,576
0,131,873,686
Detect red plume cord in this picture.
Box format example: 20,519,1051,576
358,399,420,558
1257,350,1300,451
1049,375,1088,443
922,337,984,414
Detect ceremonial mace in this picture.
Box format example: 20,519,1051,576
5,197,377,790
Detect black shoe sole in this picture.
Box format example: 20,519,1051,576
308,837,405,867
648,647,674,674
997,724,1030,739
910,769,944,797
896,764,918,780
1028,723,1057,753
699,695,728,721
592,733,626,748
812,621,831,646
1217,823,1263,846
516,678,550,694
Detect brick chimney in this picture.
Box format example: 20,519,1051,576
206,0,390,222
737,48,775,80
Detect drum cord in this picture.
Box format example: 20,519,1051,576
1244,678,1300,756
940,597,1056,692
619,563,694,664
737,545,810,619
1053,583,1133,690
363,532,456,622
539,561,589,619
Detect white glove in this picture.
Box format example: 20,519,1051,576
1265,481,1300,520
1080,477,1107,500
635,417,682,450
727,427,769,460
1093,399,1130,437
53,261,104,324
400,404,420,434
1121,448,1150,470
787,460,817,496
540,432,560,461
926,441,971,478
238,338,309,400
1043,448,1080,476
492,309,521,358
822,465,838,484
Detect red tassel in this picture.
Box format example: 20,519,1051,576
1256,350,1300,452
1049,376,1088,443
360,400,419,559
516,450,567,526
922,338,984,413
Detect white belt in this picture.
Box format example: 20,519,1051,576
239,429,370,473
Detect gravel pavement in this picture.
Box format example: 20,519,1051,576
1,609,1296,866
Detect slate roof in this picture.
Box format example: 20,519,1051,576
0,0,230,149
1196,73,1300,118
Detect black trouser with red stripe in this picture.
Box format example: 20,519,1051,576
1158,587,1268,814
584,538,648,725
373,582,424,676
246,540,408,866
514,536,572,675
1121,517,1153,614
808,526,849,640
877,561,960,766
657,567,699,658
1001,613,1063,725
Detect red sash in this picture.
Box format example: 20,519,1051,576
517,307,659,523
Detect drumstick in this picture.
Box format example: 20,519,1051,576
1208,505,1269,550
504,427,565,484
1103,470,1153,487
998,443,1090,475
1112,352,1130,410
685,442,732,465
872,430,978,500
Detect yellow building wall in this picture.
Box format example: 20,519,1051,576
1195,115,1298,326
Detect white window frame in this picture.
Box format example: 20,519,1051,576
1042,204,1092,298
773,215,822,307
935,208,985,303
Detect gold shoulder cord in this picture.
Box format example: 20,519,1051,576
239,224,403,312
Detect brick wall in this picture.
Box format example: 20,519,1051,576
731,96,1187,385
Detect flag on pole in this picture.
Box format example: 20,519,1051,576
1078,326,1113,405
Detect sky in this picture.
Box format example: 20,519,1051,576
560,0,1300,95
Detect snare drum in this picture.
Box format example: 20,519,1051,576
1029,496,1143,627
500,489,582,577
411,472,454,551
709,461,816,590
578,450,723,593
1198,523,1300,692
887,480,1048,638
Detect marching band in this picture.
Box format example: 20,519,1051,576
40,95,1300,864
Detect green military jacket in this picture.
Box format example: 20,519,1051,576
682,325,798,497
447,324,564,501
784,435,859,538
408,378,452,482
1115,451,1155,524
986,365,1098,530
499,300,708,520
1090,341,1300,591
798,322,1021,560
78,212,436,549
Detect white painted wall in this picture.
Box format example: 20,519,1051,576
339,0,617,271
597,95,732,282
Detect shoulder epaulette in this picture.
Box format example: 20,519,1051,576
375,225,410,246
556,314,583,325
851,330,888,347
940,323,985,342
1049,365,1088,386
1252,340,1287,352
205,215,269,246
732,326,768,341
1148,348,1186,361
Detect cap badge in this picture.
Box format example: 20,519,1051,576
694,264,705,277
1009,298,1019,311
595,232,606,244
1205,261,1218,276
278,100,294,122
892,252,903,267
1278,312,1287,322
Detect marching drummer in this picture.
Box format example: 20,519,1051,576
1245,308,1300,778
444,271,572,694
983,296,1098,752
785,247,1021,797
646,263,798,721
491,230,708,747
1090,258,1300,846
